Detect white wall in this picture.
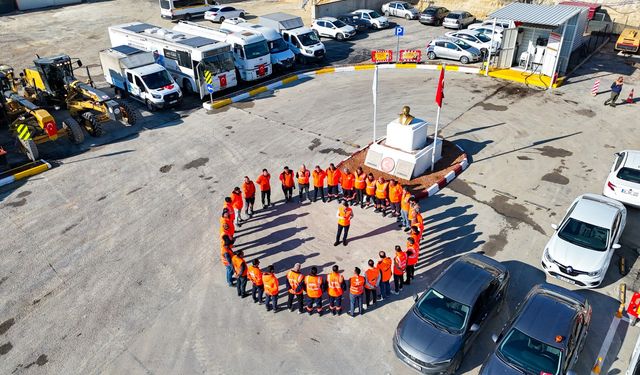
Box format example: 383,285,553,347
16,0,82,11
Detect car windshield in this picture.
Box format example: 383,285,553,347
448,13,461,19
415,288,470,333
453,39,472,50
477,33,492,42
244,41,269,59
298,32,320,46
142,70,173,90
368,11,382,18
617,167,640,184
333,19,347,27
269,38,289,53
558,218,609,251
498,328,562,375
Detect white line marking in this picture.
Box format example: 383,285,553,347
592,316,621,375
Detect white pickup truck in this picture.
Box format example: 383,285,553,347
99,45,182,111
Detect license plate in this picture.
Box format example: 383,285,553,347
621,188,638,197
170,100,177,104
408,362,421,371
555,275,576,284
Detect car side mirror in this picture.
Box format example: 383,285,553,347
613,244,622,250
413,293,419,302
551,223,558,230
470,323,480,332
491,333,499,343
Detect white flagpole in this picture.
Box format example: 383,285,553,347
431,64,443,172
372,64,378,143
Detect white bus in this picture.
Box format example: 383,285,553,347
159,0,218,21
174,21,272,81
109,22,237,99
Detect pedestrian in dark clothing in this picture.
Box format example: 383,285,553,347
605,76,624,107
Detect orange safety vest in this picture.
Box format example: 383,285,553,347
338,205,353,227
287,270,304,295
365,268,380,290
326,168,341,186
401,191,412,212
407,242,419,266
375,181,389,199
220,243,233,266
242,181,256,198
354,173,366,190
223,201,235,221
247,265,263,286
231,191,243,209
219,216,235,238
327,272,344,297
389,184,403,203
349,275,365,295
413,212,424,231
341,173,355,189
312,170,326,187
393,252,407,275
256,174,271,191
280,171,294,188
232,255,247,277
297,168,310,184
262,272,279,296
305,275,323,298
377,257,392,282
408,207,417,222
365,179,376,195
411,232,421,245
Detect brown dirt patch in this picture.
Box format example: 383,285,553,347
338,140,467,199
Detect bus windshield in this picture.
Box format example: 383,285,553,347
201,51,236,75
244,41,269,59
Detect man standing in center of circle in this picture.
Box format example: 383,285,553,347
335,200,354,247
312,165,327,202
327,265,346,316
296,164,311,203
286,263,305,314
305,266,324,316
256,169,271,209
279,166,295,203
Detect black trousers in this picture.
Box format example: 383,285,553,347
261,190,271,207
336,224,350,243
299,183,310,201
406,265,415,284
252,285,264,302
313,186,325,201
282,186,293,201
287,293,304,312
342,189,353,200
365,288,377,306
355,189,365,205
237,276,248,296
393,274,404,293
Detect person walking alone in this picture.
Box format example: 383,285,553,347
392,246,407,295
604,76,624,107
305,267,324,316
247,259,264,304
364,259,381,308
263,265,279,313
335,200,354,247
296,164,311,203
312,165,327,202
279,166,295,203
242,176,256,217
231,250,248,298
327,265,346,316
348,267,365,317
286,263,305,313
256,169,272,209
377,251,392,299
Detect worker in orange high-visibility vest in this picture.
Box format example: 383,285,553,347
377,251,392,299
326,163,342,201
364,259,381,308
296,164,311,203
232,250,248,298
340,167,355,202
400,187,413,231
327,265,347,316
223,197,235,223
312,165,327,202
410,201,425,235
388,180,403,219
335,200,354,247
247,259,264,304
242,176,256,217
220,235,235,287
406,237,419,285
256,169,271,209
305,266,324,315
286,263,305,313
219,209,235,240
231,186,244,226
364,173,376,208
349,267,365,317
374,176,389,216
263,265,279,313
411,225,422,245
279,166,295,203
354,167,367,208
392,245,407,295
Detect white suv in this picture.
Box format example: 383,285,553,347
351,9,389,29
311,17,356,41
604,150,640,207
381,1,419,20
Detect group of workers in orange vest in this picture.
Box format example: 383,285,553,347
218,164,426,316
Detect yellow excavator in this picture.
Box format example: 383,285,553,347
0,64,84,161
22,54,136,137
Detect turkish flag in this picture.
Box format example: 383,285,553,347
219,75,227,88
435,67,445,107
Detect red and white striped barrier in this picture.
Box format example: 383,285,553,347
627,88,635,104
591,79,600,96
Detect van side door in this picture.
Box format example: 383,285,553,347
134,75,146,99
126,72,140,98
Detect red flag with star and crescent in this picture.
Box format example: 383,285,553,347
435,67,445,108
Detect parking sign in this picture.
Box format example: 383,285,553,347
394,26,404,37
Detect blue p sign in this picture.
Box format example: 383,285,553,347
206,83,214,93
395,26,404,36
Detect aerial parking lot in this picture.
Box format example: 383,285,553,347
1,0,640,374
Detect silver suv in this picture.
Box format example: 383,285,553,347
426,37,481,64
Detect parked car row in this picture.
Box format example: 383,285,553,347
310,8,392,43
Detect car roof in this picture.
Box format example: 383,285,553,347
622,150,640,170
433,37,459,42
354,9,375,12
317,17,337,22
514,287,581,348
433,254,501,305
448,10,466,14
571,193,622,227
451,29,482,35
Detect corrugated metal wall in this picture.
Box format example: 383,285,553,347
16,0,81,11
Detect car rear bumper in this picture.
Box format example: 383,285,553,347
603,187,640,208
420,17,437,24
442,21,459,29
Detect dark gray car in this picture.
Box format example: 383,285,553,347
393,254,509,374
480,283,591,375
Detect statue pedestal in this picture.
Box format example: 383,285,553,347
386,119,428,152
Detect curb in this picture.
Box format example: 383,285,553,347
0,160,51,188
203,63,481,111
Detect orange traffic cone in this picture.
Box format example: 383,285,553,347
592,356,603,374
627,89,635,104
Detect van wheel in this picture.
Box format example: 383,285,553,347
336,33,344,41
146,100,157,112
298,54,307,65
185,13,192,21
460,56,469,64
427,51,436,60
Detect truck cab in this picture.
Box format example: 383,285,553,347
225,31,272,80
281,28,325,63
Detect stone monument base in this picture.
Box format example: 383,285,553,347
364,137,443,180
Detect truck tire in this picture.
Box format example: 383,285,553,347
81,112,105,137
20,138,39,161
62,118,85,145
118,101,137,126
